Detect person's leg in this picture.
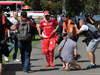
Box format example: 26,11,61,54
64,63,71,71
50,50,54,67
23,43,32,72
70,60,81,70
20,43,25,68
4,41,14,61
87,50,94,64
93,52,95,64
87,39,99,69
9,39,15,53
45,50,50,67
59,25,63,36
49,37,56,67
13,37,19,60
62,62,65,68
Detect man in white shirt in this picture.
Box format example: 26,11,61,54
4,11,20,62
74,20,100,69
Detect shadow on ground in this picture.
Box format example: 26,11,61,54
2,63,22,75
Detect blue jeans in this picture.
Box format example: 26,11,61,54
59,25,63,36
19,42,32,72
9,34,19,60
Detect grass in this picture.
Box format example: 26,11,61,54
3,35,41,64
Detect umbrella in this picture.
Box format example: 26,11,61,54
22,5,31,9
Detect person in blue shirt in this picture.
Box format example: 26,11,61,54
58,12,65,36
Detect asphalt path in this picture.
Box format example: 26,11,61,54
2,37,100,75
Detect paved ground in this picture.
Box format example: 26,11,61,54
2,37,100,75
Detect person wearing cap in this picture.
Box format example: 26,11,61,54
62,14,81,60
38,10,59,67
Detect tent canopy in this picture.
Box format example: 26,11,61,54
22,5,31,9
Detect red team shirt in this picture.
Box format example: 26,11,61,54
39,18,58,37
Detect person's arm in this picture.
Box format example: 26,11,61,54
38,27,48,39
58,47,62,52
38,28,42,37
7,29,10,37
74,24,84,34
74,49,77,56
10,25,16,31
58,16,61,24
98,21,100,30
53,18,59,33
54,25,59,33
70,27,73,33
63,27,66,33
62,22,66,33
98,24,100,29
5,17,16,31
88,16,94,24
58,40,65,52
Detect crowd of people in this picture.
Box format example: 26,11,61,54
0,5,100,75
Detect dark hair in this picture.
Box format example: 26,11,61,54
62,32,67,37
0,6,4,13
21,11,27,18
67,32,74,39
62,14,69,18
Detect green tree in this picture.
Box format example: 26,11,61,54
64,0,100,17
65,0,85,17
40,0,62,18
84,0,100,14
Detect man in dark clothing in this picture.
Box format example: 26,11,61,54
85,13,95,25
16,11,35,73
0,6,16,75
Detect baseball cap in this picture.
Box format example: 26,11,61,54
44,11,50,16
62,14,68,18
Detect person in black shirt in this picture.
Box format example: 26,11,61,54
0,6,16,75
85,12,95,25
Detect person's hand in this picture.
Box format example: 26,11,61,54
53,29,56,33
39,34,48,39
88,16,91,19
74,24,77,28
8,35,10,37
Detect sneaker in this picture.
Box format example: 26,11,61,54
14,59,20,62
59,66,65,70
4,56,9,62
28,67,31,71
87,64,96,69
94,64,97,68
24,71,28,74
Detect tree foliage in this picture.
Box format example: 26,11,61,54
65,0,84,17
1,0,100,16
84,0,100,15
40,0,62,17
65,0,100,17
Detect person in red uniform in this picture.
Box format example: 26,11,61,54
38,11,59,67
